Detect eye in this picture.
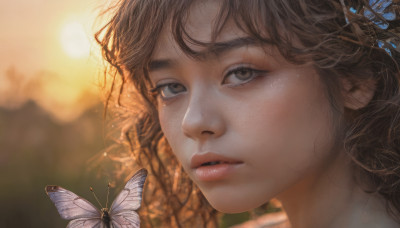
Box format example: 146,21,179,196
150,82,186,100
222,66,266,87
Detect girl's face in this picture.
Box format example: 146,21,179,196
148,1,337,213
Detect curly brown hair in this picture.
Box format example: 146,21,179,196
95,0,400,226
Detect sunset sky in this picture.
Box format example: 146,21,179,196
0,0,111,122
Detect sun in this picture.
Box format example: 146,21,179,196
60,21,91,59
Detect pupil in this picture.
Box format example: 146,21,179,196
237,70,251,79
170,84,182,92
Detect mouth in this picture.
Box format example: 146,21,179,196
190,152,243,181
190,152,243,169
200,161,241,167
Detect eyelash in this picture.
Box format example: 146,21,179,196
149,82,186,100
149,66,267,100
223,66,267,87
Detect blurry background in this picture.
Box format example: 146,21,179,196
0,1,279,227
0,0,111,227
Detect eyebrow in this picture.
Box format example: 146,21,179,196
148,37,261,72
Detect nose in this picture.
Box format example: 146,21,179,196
181,90,226,141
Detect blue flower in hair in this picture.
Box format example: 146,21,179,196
377,39,398,56
378,40,392,54
340,0,399,56
364,0,395,29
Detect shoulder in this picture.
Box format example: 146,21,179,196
232,212,291,228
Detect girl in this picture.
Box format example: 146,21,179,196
95,0,400,227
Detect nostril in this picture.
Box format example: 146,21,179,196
201,130,214,135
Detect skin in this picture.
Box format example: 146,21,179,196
147,1,399,227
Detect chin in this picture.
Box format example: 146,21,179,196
204,193,267,214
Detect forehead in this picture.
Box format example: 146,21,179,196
151,0,248,60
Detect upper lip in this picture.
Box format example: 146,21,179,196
190,152,243,169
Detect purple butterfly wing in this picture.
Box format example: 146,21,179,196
110,169,147,214
45,185,101,220
111,211,140,228
66,218,102,228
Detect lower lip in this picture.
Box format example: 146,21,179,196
194,163,241,181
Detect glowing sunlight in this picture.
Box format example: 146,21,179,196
60,21,91,59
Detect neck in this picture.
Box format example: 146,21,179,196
276,149,399,228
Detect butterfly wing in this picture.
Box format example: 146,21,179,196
111,211,140,228
45,185,101,220
364,0,395,29
66,218,102,228
110,168,147,214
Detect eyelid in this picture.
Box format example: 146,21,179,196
149,83,169,96
149,84,163,94
149,82,186,100
222,65,268,87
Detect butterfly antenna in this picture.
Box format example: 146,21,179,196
106,182,110,208
90,187,104,208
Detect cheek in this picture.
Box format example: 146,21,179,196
232,73,335,190
159,106,180,145
268,92,334,182
158,103,189,162
251,95,333,169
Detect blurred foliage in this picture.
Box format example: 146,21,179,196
0,101,106,227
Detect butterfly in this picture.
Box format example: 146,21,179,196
364,0,396,29
341,0,398,55
45,168,147,228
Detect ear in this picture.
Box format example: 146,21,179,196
340,78,376,110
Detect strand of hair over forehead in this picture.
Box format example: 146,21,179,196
169,0,365,67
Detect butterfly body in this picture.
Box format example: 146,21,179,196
45,169,147,228
101,208,111,228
